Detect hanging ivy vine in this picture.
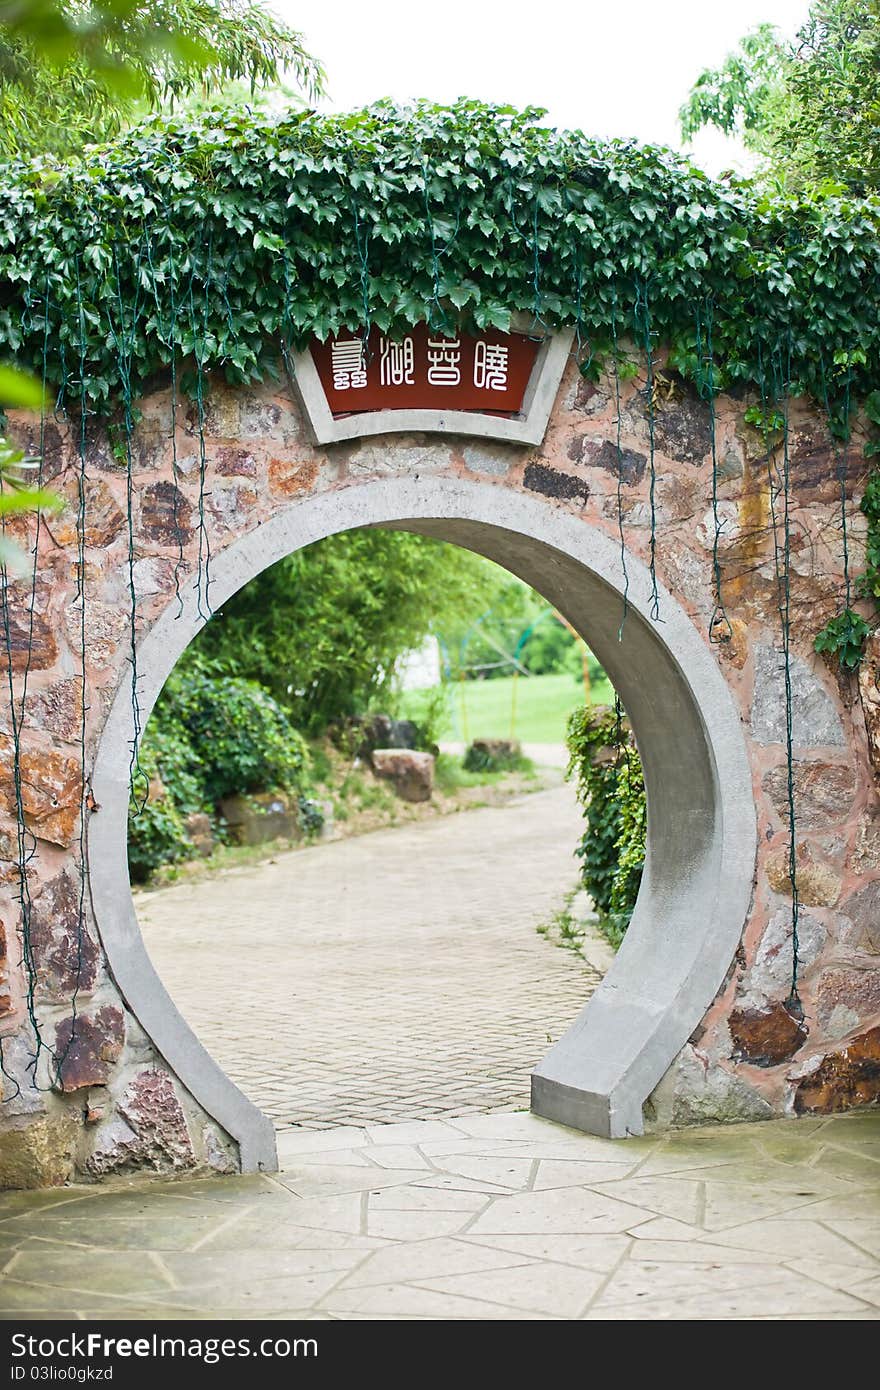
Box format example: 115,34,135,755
0,99,877,408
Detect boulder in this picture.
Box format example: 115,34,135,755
463,738,524,773
185,812,215,858
219,792,300,846
372,749,434,803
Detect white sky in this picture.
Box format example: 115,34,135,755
273,0,813,174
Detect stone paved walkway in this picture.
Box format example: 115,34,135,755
1,1111,878,1319
137,784,596,1127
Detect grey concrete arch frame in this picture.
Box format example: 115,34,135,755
87,476,757,1173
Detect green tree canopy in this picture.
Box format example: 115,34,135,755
0,0,323,158
680,0,880,192
186,530,498,734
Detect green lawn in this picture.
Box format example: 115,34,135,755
400,671,614,745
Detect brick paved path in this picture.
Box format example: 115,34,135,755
137,784,599,1129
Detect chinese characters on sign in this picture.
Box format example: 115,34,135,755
311,323,538,418
330,338,367,391
473,340,509,391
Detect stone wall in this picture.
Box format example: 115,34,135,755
0,350,877,1185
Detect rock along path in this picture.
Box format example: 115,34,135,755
137,782,597,1129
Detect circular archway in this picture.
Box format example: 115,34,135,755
87,475,756,1172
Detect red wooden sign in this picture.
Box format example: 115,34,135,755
309,324,540,418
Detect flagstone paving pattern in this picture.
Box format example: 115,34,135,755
0,1111,879,1319
136,784,598,1127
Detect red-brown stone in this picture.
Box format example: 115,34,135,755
54,1006,124,1091
118,1069,194,1168
52,478,125,549
28,870,99,1001
268,457,319,496
794,1027,880,1113
790,432,868,506
85,1068,196,1176
140,481,193,546
763,761,856,830
0,740,83,847
215,446,258,477
730,1001,807,1067
1,605,58,673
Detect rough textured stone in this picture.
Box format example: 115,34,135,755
64,599,129,667
0,916,10,1019
817,967,880,1030
347,441,449,478
765,844,841,907
648,1044,774,1128
851,818,880,874
0,1032,45,1116
86,1068,195,1176
0,741,83,847
751,641,844,747
206,483,257,529
859,630,880,770
0,1112,79,1189
239,395,285,439
461,443,515,476
54,1006,125,1091
215,446,258,477
790,433,868,507
140,481,193,545
23,678,84,744
740,909,826,1009
372,749,434,803
571,378,609,416
729,1001,807,1067
652,393,712,465
53,478,125,549
523,461,588,503
763,762,856,830
190,386,239,438
131,556,180,600
794,1026,880,1113
0,823,19,887
28,870,99,1001
838,881,880,954
567,436,647,485
2,605,57,673
268,457,319,495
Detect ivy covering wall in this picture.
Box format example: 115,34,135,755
0,99,878,412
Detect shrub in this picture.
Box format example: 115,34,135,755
127,726,203,883
128,667,313,880
163,667,311,803
565,704,646,941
